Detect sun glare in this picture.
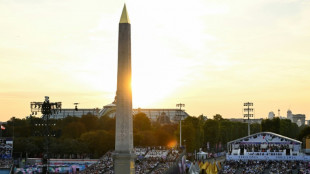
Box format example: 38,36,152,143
131,72,176,108
167,140,178,148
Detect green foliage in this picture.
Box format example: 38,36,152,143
6,112,303,158
262,117,280,133
98,115,115,131
181,116,204,152
213,114,223,121
62,122,86,139
133,112,151,132
298,126,310,141
250,123,261,134
133,113,177,147
80,114,100,131
261,118,299,138
80,130,114,157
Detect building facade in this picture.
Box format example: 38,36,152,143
287,110,305,127
46,103,189,123
48,108,100,119
99,103,189,123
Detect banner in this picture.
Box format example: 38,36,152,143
226,154,310,161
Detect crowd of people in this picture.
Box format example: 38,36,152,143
0,138,13,169
237,144,291,153
0,142,12,159
297,161,310,174
147,151,180,174
79,147,182,174
219,160,310,174
0,159,13,168
220,161,238,174
79,151,113,174
144,149,169,159
80,158,310,174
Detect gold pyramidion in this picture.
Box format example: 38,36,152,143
120,4,130,24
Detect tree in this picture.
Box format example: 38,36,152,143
298,126,310,141
134,130,156,146
181,116,204,153
250,123,261,134
80,114,99,131
213,114,223,121
133,112,151,132
80,130,114,158
204,119,219,151
61,122,86,139
262,117,280,133
98,115,115,131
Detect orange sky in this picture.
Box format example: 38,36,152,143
1,0,310,122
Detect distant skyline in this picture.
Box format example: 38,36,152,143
1,0,310,121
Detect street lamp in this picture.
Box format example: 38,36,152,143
176,103,185,147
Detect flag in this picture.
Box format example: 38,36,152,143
1,125,5,130
200,162,209,170
206,163,218,174
213,163,218,174
206,163,212,174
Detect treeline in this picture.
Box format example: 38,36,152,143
2,113,177,158
181,115,304,153
1,113,307,158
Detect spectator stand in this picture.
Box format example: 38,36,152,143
226,132,306,161
79,147,184,174
0,137,13,173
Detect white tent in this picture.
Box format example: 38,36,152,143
197,151,208,160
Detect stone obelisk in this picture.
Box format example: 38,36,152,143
113,4,135,174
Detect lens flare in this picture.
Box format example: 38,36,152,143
167,140,178,148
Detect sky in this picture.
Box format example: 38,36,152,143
1,0,310,122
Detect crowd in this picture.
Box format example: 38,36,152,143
135,148,148,156
79,151,113,174
0,139,13,169
297,161,310,174
233,160,266,174
220,161,238,174
0,142,12,159
145,150,168,159
148,151,180,174
238,144,290,153
268,161,296,174
0,159,13,168
79,147,182,174
219,160,310,174
135,158,159,174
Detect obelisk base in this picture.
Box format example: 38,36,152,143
112,152,136,174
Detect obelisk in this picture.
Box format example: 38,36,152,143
113,4,135,174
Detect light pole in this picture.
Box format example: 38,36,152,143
176,103,185,147
30,96,61,174
243,102,254,136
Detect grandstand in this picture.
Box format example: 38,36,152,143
226,132,305,161
0,137,13,174
80,147,183,174
15,147,183,174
